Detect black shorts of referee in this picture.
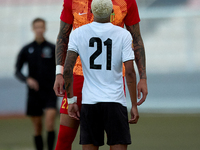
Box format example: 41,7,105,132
26,87,57,116
80,102,131,146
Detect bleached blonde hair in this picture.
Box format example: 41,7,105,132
91,0,113,19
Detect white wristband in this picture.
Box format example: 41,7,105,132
67,96,77,104
56,65,64,75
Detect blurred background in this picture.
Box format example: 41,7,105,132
0,0,200,150
0,0,199,115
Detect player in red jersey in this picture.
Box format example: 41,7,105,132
54,0,148,149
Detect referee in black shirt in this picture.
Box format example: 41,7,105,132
15,18,57,150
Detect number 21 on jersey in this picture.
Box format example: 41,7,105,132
89,37,112,70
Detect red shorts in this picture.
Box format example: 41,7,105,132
60,75,126,114
60,75,84,114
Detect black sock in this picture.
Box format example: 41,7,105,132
34,135,43,150
47,131,55,150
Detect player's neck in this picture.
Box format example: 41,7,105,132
93,17,110,23
35,37,45,44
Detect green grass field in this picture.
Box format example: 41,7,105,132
0,113,200,150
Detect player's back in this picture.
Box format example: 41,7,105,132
68,22,134,106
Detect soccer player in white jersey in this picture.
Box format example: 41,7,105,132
63,0,139,149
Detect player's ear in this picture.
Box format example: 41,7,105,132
90,9,92,13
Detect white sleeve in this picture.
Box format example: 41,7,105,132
68,29,79,54
122,32,135,62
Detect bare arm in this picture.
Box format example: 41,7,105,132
124,60,139,124
53,21,72,97
126,23,146,79
63,51,78,97
56,21,72,66
63,51,80,120
126,23,148,105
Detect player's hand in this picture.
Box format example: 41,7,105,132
68,103,80,120
53,74,65,97
129,106,139,124
137,79,148,106
26,77,39,91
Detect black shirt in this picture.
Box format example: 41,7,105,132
15,40,56,89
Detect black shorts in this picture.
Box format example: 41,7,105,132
26,88,57,116
80,102,131,146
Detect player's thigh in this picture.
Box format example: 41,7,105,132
82,144,99,150
103,103,131,146
27,94,43,134
30,116,43,135
45,108,57,122
60,113,79,129
110,144,127,150
59,75,83,115
30,116,42,126
44,108,57,130
80,104,104,146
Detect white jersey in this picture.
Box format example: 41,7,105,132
68,22,134,106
